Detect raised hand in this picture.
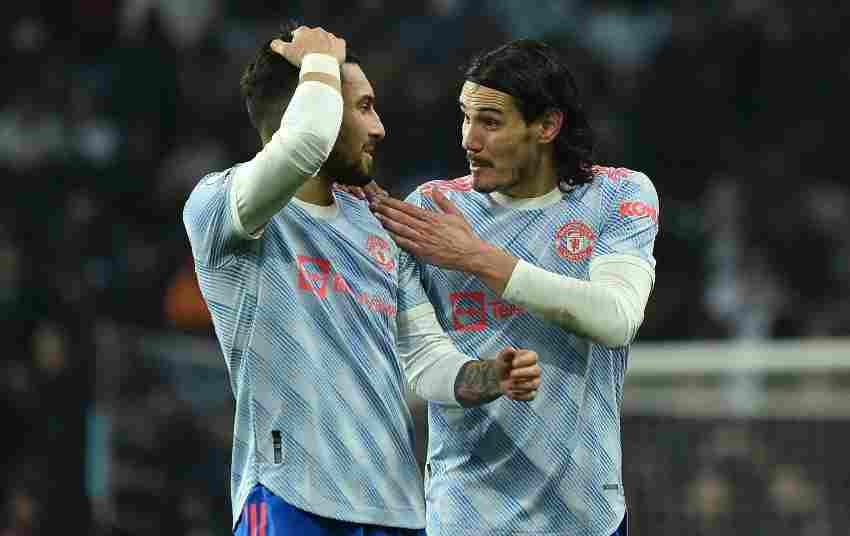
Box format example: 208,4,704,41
270,26,346,67
371,189,487,271
372,188,519,295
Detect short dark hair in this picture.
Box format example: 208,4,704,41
240,22,360,141
463,39,595,189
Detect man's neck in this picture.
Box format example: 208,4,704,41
294,174,335,206
502,155,559,198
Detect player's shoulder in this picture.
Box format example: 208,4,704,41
407,175,475,204
183,166,236,216
591,165,659,224
591,165,653,191
186,165,237,202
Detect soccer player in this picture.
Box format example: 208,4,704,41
370,39,659,536
182,27,542,536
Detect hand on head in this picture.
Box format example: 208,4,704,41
270,26,346,67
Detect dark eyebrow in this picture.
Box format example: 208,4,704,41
459,102,504,115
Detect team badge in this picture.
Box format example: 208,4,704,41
367,235,395,271
555,221,596,262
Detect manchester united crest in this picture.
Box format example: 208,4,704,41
555,221,596,262
367,235,395,271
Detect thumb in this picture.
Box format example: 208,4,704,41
430,189,462,216
496,346,517,364
270,39,302,66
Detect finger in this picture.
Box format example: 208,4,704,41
374,213,422,241
508,390,537,401
510,365,542,380
510,378,541,390
511,351,539,368
373,203,431,233
389,234,422,256
363,181,388,199
375,197,437,221
270,40,300,65
334,37,347,62
495,347,517,365
369,186,390,199
429,189,462,216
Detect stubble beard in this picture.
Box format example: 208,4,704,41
473,167,523,194
325,150,373,187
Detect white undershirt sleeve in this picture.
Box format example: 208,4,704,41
397,302,476,406
229,59,343,238
501,254,655,348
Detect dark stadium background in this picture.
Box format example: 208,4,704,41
2,1,848,534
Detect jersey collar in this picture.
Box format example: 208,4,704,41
290,196,340,219
489,187,564,210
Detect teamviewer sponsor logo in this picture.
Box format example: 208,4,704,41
296,255,397,317
450,291,526,332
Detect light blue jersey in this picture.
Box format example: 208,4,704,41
183,167,425,530
398,167,658,536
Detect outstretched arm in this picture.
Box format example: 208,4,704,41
374,190,655,348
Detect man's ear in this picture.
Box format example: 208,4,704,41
537,109,564,144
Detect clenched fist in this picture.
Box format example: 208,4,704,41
494,348,542,401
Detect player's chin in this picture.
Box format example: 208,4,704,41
334,169,373,188
471,168,500,193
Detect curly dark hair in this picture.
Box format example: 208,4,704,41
463,39,595,190
240,21,360,142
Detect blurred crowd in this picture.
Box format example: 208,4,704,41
625,417,850,536
1,0,848,534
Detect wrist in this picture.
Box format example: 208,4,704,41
465,242,518,295
300,53,341,80
454,360,502,407
464,240,499,273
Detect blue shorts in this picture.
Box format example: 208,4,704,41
233,484,425,536
612,511,629,536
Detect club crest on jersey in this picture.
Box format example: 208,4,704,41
555,221,596,262
367,235,395,271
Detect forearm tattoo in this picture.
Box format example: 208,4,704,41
454,360,502,407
